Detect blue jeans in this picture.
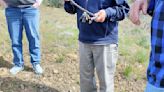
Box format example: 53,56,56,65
145,82,164,92
5,7,41,67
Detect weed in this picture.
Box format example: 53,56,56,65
123,65,133,78
135,49,148,64
56,55,65,63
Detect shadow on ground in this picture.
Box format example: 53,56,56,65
0,57,60,92
0,77,59,92
0,56,33,72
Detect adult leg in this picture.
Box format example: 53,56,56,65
23,7,40,64
22,7,42,74
5,7,24,74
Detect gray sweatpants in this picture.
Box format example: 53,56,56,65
79,42,118,92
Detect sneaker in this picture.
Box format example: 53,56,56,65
10,66,24,75
32,64,43,74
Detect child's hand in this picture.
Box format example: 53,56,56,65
95,10,107,23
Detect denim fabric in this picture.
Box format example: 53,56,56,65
145,82,164,92
5,7,41,67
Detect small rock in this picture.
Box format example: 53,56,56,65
53,69,59,74
72,86,76,90
39,85,44,88
68,90,72,92
20,84,25,89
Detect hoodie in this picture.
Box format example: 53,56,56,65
64,0,129,44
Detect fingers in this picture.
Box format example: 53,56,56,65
0,0,8,8
129,1,141,25
94,12,101,22
142,0,148,15
94,10,106,23
33,0,43,8
95,17,104,22
33,3,39,8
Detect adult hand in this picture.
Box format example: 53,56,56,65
0,0,8,8
95,10,107,23
33,0,43,8
129,0,148,25
33,2,39,8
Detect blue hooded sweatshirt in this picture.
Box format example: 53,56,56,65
64,0,129,44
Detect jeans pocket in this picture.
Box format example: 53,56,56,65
5,7,17,18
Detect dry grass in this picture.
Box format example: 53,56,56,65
0,6,152,92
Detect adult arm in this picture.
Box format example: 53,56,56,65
0,0,8,8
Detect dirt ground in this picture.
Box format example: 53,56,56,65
0,53,147,92
0,6,149,92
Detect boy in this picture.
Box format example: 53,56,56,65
64,0,129,92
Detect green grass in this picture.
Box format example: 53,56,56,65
123,65,133,78
0,7,151,64
134,49,149,64
56,55,65,63
118,17,150,82
0,6,150,91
